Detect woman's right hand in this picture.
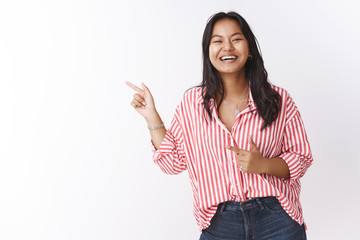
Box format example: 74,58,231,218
126,81,165,149
125,81,158,121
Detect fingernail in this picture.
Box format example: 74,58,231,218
142,102,146,105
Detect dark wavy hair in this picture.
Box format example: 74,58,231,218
200,11,281,130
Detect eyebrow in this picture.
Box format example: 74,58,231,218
211,32,243,39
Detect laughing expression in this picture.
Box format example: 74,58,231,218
209,18,251,76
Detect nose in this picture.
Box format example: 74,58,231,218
223,40,234,51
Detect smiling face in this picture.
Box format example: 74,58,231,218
209,18,251,77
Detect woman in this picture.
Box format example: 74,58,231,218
126,11,313,240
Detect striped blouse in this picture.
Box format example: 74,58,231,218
152,84,313,231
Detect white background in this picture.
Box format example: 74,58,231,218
1,0,359,239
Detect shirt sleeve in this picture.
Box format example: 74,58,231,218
279,95,313,183
151,107,187,175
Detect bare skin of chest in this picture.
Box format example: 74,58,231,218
217,101,248,132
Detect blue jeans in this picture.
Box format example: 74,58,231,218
199,197,306,240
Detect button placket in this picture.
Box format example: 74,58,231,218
230,130,246,200
225,133,236,194
227,134,237,165
227,133,243,196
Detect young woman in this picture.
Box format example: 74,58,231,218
126,11,313,240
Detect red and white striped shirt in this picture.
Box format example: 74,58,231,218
152,84,313,231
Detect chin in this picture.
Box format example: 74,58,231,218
217,68,243,74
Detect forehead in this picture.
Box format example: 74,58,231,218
212,18,243,36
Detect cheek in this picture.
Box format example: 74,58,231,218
243,42,250,55
209,46,219,65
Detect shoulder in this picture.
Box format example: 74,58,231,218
183,86,203,99
270,83,295,104
179,86,204,106
173,86,203,122
270,83,299,121
270,83,290,99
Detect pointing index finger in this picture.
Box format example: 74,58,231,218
125,81,145,94
226,145,240,153
226,145,248,155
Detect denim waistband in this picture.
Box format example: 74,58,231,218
217,196,278,212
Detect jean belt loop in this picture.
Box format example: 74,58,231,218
220,202,227,213
256,198,264,210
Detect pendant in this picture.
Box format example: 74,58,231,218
234,108,240,116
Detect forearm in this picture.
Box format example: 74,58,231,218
146,111,166,150
262,157,290,179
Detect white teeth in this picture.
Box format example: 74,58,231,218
221,56,237,60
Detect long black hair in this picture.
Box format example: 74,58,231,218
200,11,281,130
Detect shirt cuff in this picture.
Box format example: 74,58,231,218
279,152,306,182
150,129,176,161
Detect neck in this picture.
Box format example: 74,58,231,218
217,70,248,100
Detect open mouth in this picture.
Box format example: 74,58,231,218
220,56,238,61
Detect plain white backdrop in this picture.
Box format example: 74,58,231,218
0,0,359,239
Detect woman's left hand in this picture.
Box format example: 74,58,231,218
226,136,266,174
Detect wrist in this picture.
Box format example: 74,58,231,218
261,157,270,174
145,111,162,125
260,157,290,178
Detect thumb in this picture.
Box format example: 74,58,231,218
248,135,258,150
142,83,152,97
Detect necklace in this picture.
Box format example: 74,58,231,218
222,85,249,117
